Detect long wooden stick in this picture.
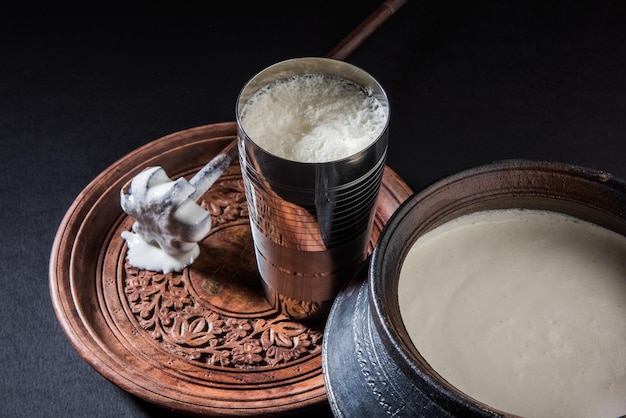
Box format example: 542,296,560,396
326,0,408,60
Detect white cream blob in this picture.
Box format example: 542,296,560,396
239,74,388,163
121,230,199,274
398,209,626,418
120,166,212,274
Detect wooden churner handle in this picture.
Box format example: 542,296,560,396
326,0,408,61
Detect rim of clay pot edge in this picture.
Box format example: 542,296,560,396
368,159,626,416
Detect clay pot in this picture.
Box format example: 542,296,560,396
323,160,626,417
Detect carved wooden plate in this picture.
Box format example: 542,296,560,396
49,122,412,416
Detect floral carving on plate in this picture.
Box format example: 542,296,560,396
121,167,323,369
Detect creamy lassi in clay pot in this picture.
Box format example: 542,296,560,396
323,160,626,417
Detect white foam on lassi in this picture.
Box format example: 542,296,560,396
239,74,387,163
398,209,626,418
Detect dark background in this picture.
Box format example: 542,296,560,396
1,1,625,416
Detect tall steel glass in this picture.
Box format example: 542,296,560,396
236,57,389,322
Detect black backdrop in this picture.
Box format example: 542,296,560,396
2,2,625,416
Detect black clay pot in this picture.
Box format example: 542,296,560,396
322,160,626,417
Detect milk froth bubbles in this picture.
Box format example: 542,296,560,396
239,74,387,163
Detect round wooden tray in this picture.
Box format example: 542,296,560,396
49,122,412,416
